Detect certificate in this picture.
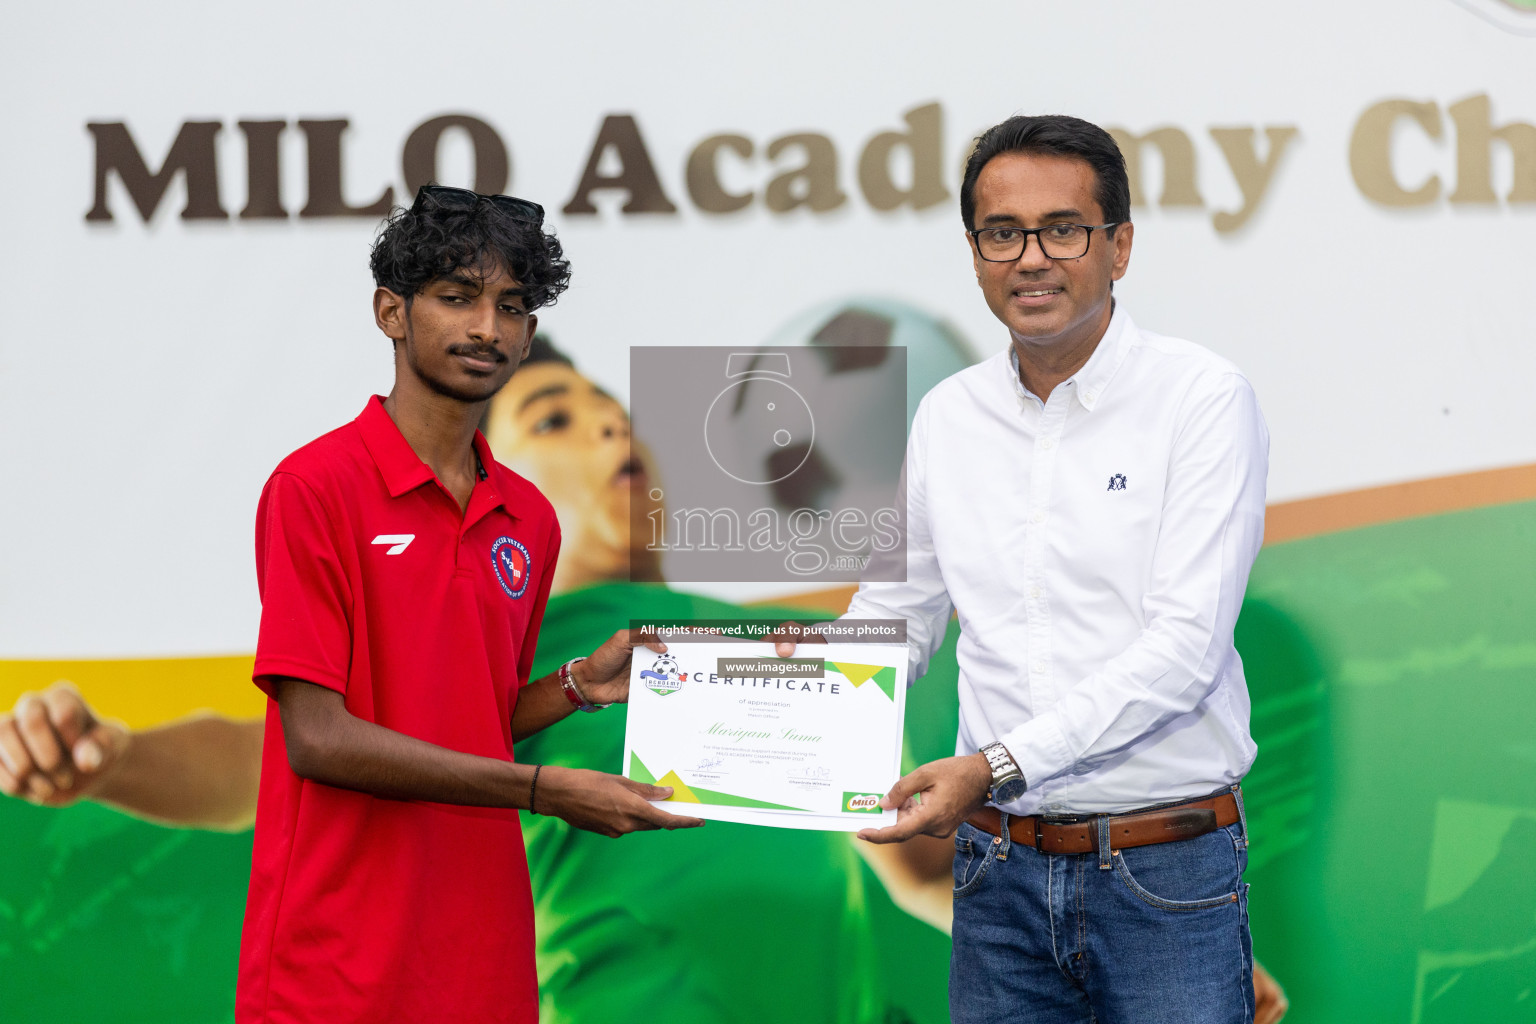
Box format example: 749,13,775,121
622,641,908,831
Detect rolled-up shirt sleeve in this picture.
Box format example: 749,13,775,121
1001,372,1269,790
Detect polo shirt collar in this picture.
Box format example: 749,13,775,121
357,396,434,497
1005,302,1135,412
355,397,513,521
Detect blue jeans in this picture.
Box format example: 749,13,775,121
950,798,1253,1024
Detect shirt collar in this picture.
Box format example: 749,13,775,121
355,396,511,518
1005,302,1135,412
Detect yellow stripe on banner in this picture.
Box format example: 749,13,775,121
0,655,266,728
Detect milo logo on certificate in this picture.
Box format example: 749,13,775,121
641,655,685,696
843,792,883,813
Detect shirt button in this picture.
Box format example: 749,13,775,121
1031,510,1045,524
1032,660,1046,673
1030,586,1042,600
1041,438,1056,450
1085,390,1098,402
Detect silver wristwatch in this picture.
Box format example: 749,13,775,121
980,741,1027,804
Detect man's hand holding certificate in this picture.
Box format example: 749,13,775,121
622,640,908,831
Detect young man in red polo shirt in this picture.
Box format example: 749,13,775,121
236,187,703,1024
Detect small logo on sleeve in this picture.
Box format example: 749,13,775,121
491,537,532,599
1107,474,1127,491
372,534,415,555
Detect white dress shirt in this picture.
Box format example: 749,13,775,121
845,304,1269,815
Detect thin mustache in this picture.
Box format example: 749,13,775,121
448,345,507,362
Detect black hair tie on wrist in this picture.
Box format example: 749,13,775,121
529,764,543,815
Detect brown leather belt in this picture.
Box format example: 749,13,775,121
965,790,1241,855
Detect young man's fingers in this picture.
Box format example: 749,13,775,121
624,779,675,801
0,713,44,785
73,720,127,774
648,808,705,830
622,627,670,654
13,693,69,782
40,681,94,751
0,759,20,797
625,793,704,830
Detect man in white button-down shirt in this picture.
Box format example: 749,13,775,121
783,115,1269,1023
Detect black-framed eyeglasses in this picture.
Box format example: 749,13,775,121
970,222,1119,262
413,184,545,226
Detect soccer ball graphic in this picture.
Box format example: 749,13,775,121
703,353,816,485
640,655,684,696
737,298,977,513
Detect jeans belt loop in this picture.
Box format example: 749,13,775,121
1096,814,1113,870
996,810,1012,859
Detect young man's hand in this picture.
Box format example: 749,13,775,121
0,682,128,806
855,754,993,844
574,629,668,706
534,766,704,837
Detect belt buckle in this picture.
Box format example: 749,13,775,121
1033,817,1049,853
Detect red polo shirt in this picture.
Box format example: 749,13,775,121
238,396,558,1024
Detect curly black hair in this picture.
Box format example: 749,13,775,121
369,195,572,311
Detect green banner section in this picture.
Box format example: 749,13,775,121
1238,499,1536,1024
3,502,1532,1022
0,800,251,1023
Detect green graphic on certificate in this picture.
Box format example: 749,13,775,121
623,642,909,830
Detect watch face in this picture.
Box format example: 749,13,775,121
993,776,1027,804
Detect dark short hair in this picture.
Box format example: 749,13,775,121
960,115,1131,231
370,195,572,311
522,333,573,368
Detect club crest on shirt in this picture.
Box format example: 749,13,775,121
490,536,532,599
1107,473,1128,491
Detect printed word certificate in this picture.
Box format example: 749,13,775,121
622,642,908,831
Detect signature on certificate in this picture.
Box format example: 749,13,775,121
786,765,832,780
694,755,725,772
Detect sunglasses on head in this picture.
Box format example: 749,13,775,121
412,185,544,226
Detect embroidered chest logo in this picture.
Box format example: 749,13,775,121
490,536,532,599
371,534,415,555
1107,474,1128,491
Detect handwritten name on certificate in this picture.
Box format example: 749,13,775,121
622,642,908,831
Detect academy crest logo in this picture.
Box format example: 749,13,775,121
490,536,532,599
640,655,684,696
1107,473,1127,491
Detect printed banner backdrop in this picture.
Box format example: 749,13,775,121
2,1,1534,1021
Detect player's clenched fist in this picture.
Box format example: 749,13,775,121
0,681,127,806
